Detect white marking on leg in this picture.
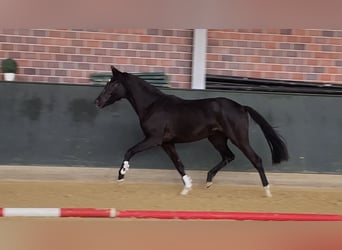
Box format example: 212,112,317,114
264,184,272,197
181,175,192,195
120,161,129,175
183,175,192,188
206,182,213,188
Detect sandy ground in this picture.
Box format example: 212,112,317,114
1,167,341,250
0,166,341,214
1,181,342,214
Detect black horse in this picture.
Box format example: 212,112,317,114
95,66,289,196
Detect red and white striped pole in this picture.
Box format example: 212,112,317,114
0,208,116,218
0,208,342,221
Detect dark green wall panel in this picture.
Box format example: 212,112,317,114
0,81,341,174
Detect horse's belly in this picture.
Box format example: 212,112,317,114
164,124,220,143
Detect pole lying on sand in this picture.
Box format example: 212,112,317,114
1,208,342,221
0,208,116,218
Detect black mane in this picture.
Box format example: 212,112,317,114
124,72,165,96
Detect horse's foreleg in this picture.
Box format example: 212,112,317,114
118,137,161,181
162,143,192,195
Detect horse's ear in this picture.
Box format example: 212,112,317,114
111,66,122,77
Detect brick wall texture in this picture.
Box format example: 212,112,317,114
207,29,342,83
2,29,342,88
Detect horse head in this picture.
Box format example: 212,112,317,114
95,66,127,108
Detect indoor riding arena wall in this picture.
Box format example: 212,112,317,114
2,29,342,88
0,81,341,174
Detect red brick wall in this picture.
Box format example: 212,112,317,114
2,28,342,88
207,29,342,84
0,29,193,88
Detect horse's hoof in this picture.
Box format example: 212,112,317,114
118,173,125,180
264,185,272,198
180,187,192,195
117,178,125,184
265,192,272,198
206,182,213,188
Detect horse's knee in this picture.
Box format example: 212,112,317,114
220,154,233,165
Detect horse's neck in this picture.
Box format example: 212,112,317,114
124,76,163,119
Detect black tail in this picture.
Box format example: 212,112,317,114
245,106,289,164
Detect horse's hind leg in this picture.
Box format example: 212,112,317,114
223,110,272,197
232,137,272,197
162,143,192,195
206,133,235,188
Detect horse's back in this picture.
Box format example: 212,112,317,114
147,96,246,143
156,95,244,119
